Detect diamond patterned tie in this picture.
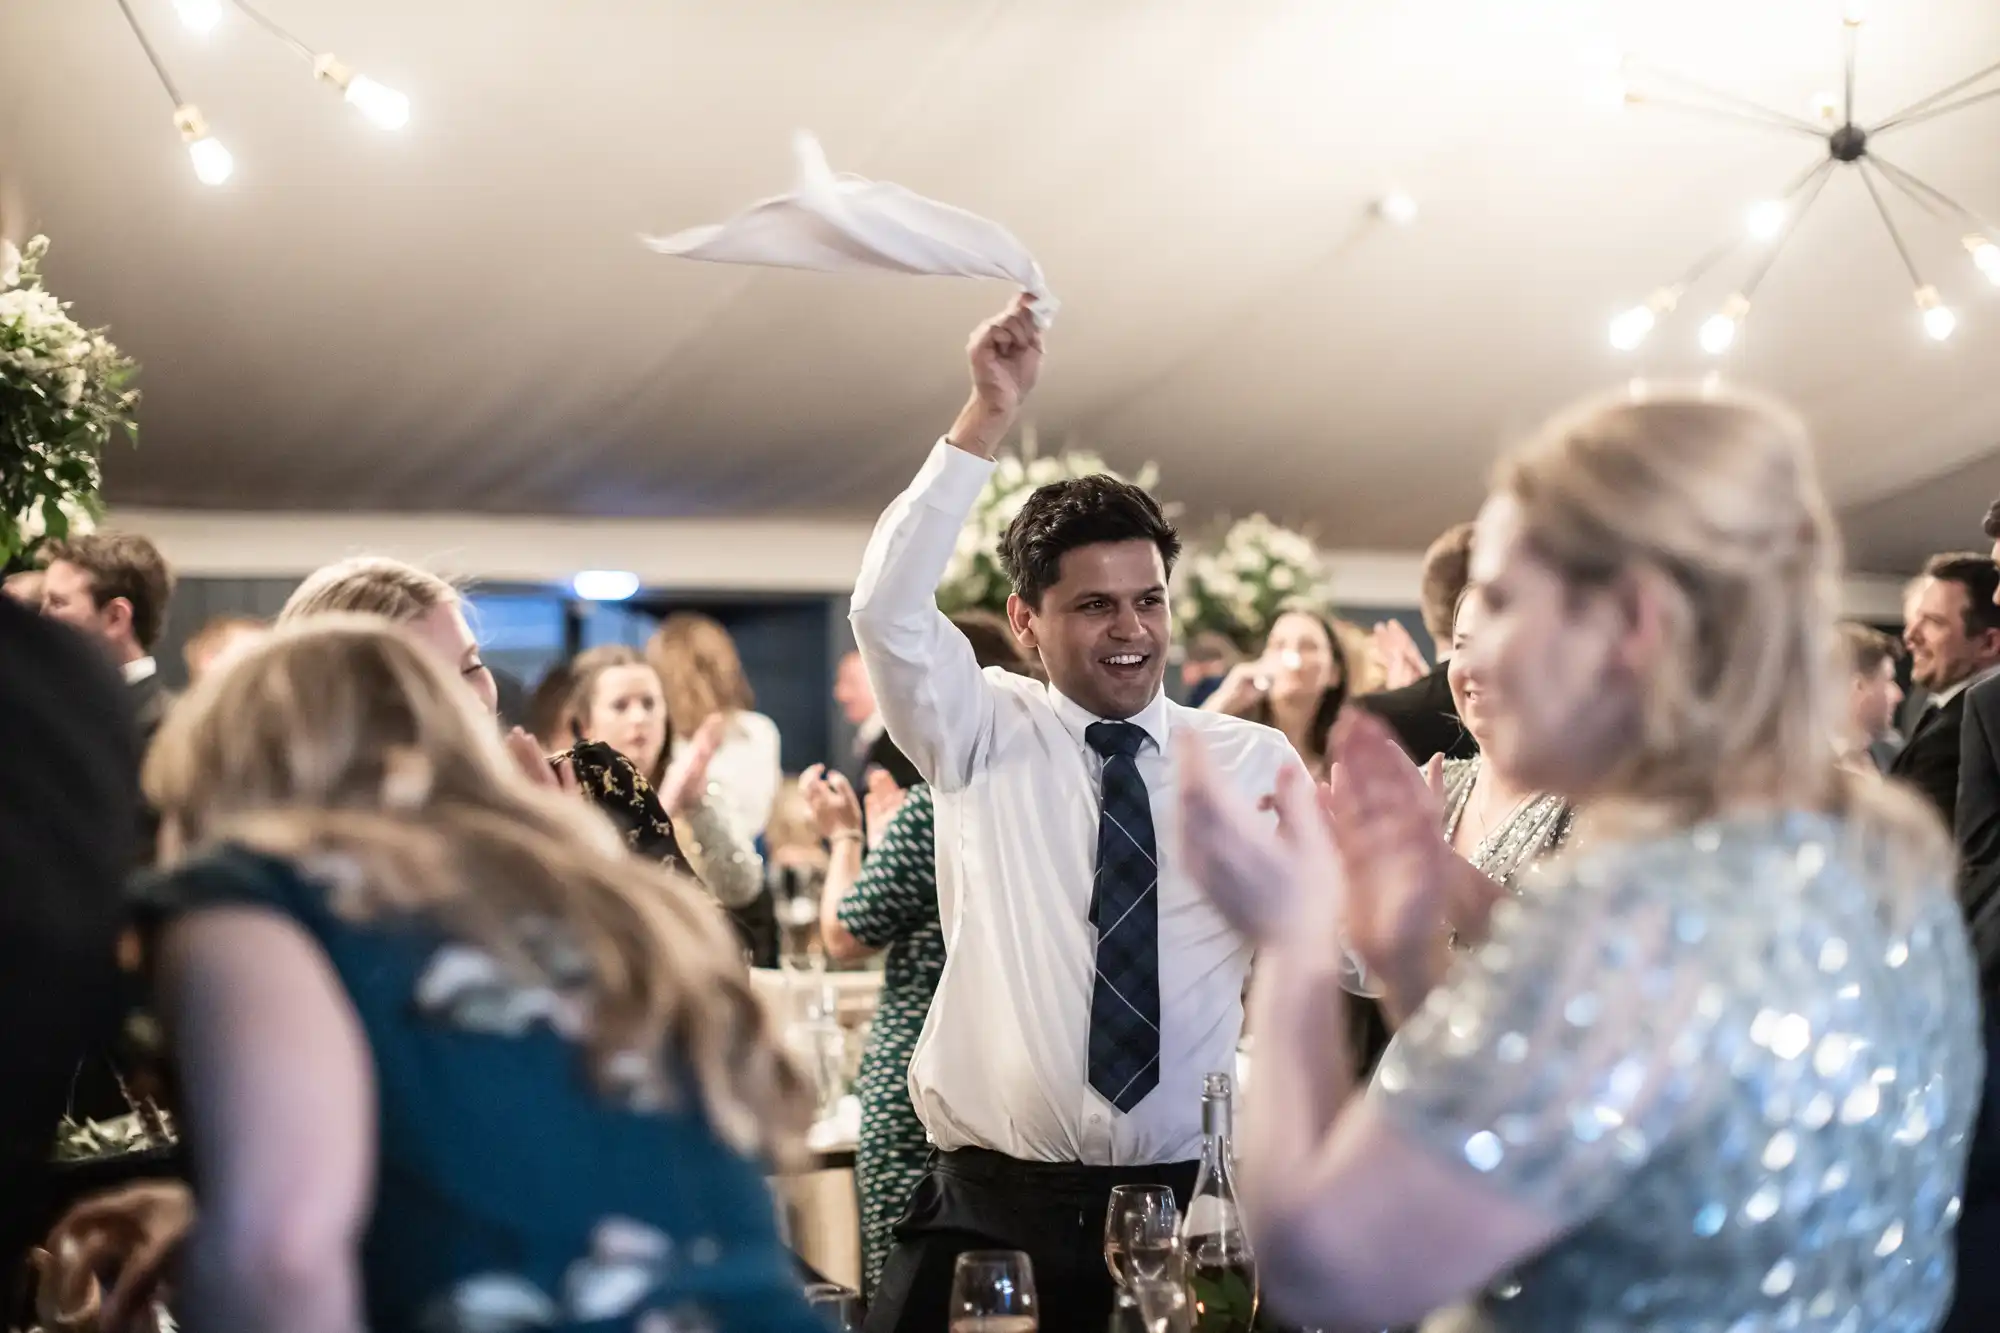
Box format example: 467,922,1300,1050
1084,720,1160,1113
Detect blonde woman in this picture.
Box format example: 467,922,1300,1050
122,618,819,1333
1180,392,1981,1331
279,558,761,909
647,613,782,844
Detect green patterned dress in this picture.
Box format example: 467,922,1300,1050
835,784,944,1297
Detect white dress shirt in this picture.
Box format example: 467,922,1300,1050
671,709,783,842
122,656,157,684
851,441,1306,1166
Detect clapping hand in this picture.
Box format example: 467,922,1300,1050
799,764,864,840
1179,737,1341,948
1202,657,1272,714
948,293,1045,458
506,727,578,795
660,713,728,815
43,1180,195,1332
1370,619,1431,691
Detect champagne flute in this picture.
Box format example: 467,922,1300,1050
805,1283,863,1331
949,1251,1037,1333
1104,1185,1179,1289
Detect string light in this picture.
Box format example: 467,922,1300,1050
1966,235,2000,285
173,0,222,33
312,55,410,130
174,105,234,185
1746,201,1787,240
1375,191,1419,226
1916,286,1957,341
1699,294,1750,355
1607,286,1681,351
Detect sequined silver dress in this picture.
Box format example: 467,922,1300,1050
1373,811,1983,1332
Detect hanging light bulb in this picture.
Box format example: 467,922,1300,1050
1376,191,1419,226
173,0,222,33
1810,90,1842,123
173,105,233,185
1699,294,1750,355
1842,0,1866,25
1607,286,1681,351
1965,235,2000,286
1746,200,1788,241
312,54,411,130
1916,286,1957,341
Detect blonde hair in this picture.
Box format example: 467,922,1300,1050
565,645,669,784
280,556,458,626
1497,390,1947,872
647,613,754,737
145,616,811,1163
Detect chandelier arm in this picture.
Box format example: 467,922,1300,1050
1626,62,1829,133
1628,94,1832,141
1871,57,2000,131
1739,161,1837,300
1871,154,2000,235
1844,22,1858,125
1872,84,2000,136
225,0,317,63
111,0,187,107
1857,162,1927,290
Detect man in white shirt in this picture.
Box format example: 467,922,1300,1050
852,295,1305,1333
40,532,178,750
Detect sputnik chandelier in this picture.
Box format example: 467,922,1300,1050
1608,1,2000,354
112,0,410,187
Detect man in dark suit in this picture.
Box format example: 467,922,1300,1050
0,596,137,1280
38,532,178,750
1889,552,2000,827
833,647,922,790
1354,522,1479,763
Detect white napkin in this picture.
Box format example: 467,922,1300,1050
642,133,1058,328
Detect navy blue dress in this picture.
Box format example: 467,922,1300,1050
145,847,821,1333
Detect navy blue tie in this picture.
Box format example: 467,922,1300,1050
1084,720,1160,1113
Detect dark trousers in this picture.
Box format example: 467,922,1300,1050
864,1148,1198,1333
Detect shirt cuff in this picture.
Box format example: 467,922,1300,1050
917,438,998,516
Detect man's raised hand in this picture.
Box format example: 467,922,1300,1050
947,292,1045,458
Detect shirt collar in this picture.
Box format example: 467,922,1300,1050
1931,662,2000,709
123,655,157,684
1046,681,1170,754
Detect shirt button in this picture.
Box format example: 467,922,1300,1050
1090,1114,1105,1125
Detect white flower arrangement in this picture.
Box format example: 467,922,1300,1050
935,425,1160,617
1,235,138,566
1176,513,1329,649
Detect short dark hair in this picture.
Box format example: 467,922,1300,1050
43,532,175,650
1922,552,2000,640
1419,523,1477,644
1838,622,1900,677
998,475,1180,608
1983,497,2000,541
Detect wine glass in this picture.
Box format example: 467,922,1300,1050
805,1283,863,1331
1104,1185,1179,1290
949,1250,1037,1332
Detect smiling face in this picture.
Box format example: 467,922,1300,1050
1264,611,1340,702
1903,575,1989,694
582,663,668,777
1007,538,1170,720
1457,493,1643,797
1444,594,1489,747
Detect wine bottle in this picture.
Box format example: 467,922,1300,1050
1179,1072,1258,1333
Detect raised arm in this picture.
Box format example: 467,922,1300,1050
849,296,1045,790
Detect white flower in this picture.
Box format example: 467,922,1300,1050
0,239,17,289
1269,566,1296,591
59,367,85,405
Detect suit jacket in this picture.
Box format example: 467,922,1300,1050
1957,678,2000,989
0,602,134,1278
127,671,174,752
1352,665,1477,763
1890,689,1968,831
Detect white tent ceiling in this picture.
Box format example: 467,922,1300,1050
6,0,2000,574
